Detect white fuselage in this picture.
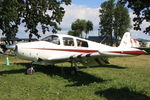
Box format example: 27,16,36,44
15,34,146,65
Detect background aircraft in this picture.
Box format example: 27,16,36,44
0,32,147,75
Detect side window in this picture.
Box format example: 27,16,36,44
63,37,74,46
77,39,88,47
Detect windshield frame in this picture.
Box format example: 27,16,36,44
41,35,60,45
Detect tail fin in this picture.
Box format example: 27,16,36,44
119,32,132,48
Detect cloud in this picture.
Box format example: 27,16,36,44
129,13,150,39
60,4,100,30
16,23,29,38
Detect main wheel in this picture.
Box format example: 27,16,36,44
27,67,35,75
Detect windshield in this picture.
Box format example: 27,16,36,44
42,35,60,45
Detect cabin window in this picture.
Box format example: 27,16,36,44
42,35,60,45
77,39,88,47
63,37,74,46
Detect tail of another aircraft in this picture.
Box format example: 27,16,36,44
119,32,132,48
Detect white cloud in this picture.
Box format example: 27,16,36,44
16,23,29,38
129,13,150,40
60,4,100,30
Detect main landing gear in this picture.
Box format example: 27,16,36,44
27,63,35,75
26,61,80,75
70,61,80,75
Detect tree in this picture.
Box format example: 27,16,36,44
0,0,22,39
114,2,131,41
99,0,131,46
99,0,115,46
85,20,93,38
119,0,150,35
68,19,93,38
0,0,71,40
68,30,81,37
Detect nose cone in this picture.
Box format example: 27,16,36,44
6,44,16,50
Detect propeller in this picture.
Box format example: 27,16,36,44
0,44,16,55
0,44,7,54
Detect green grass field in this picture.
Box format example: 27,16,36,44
0,55,150,100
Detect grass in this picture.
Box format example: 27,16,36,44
0,55,150,100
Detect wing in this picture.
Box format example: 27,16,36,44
44,52,109,66
70,52,109,66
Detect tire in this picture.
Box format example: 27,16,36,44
27,67,35,75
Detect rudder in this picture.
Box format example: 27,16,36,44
119,32,132,48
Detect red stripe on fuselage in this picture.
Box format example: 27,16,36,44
33,48,98,53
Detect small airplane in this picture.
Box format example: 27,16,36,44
0,32,147,75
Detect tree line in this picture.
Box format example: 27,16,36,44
0,0,149,41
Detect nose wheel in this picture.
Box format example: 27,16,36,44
27,67,35,75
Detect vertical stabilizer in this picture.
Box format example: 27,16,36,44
119,32,132,48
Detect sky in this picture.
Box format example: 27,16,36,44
72,0,106,8
0,0,150,40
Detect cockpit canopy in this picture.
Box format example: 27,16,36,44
42,34,89,47
42,35,60,45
